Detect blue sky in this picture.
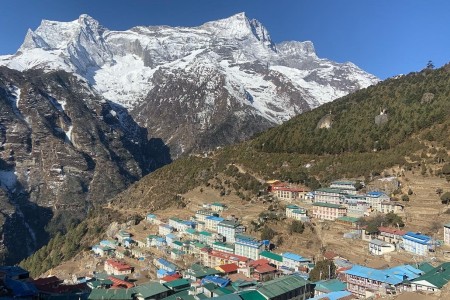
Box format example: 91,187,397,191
0,0,449,79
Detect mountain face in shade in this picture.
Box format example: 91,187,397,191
0,67,169,264
0,12,378,157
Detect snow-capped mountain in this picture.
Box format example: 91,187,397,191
0,12,378,156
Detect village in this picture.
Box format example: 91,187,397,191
3,178,450,300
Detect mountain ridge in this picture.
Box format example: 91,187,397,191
1,12,378,157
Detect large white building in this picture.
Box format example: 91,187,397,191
205,216,224,232
369,239,396,255
234,235,264,260
217,219,245,243
403,232,432,256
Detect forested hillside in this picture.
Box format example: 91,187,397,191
20,64,450,276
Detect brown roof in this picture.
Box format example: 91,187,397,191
33,276,62,287
254,264,277,274
378,226,406,236
217,263,238,273
323,251,338,260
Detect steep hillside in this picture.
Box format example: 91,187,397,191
20,65,450,276
0,67,169,264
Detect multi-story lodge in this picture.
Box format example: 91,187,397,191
330,180,358,195
285,204,308,221
235,235,264,260
403,232,433,256
313,188,345,204
217,219,245,243
365,191,390,211
273,187,308,202
344,264,422,298
104,259,133,276
377,227,406,245
312,202,347,221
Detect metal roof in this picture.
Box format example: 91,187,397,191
257,274,309,298
260,250,283,262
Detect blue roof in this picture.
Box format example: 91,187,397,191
0,266,29,279
404,232,432,244
4,278,38,297
344,264,422,285
282,252,308,262
147,214,156,218
155,237,166,243
310,291,353,300
206,216,225,222
157,258,178,271
313,279,346,293
201,276,230,288
166,233,177,239
366,191,386,197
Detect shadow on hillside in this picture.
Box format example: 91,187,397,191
147,137,172,172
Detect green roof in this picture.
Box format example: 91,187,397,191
313,202,345,209
444,223,450,228
185,228,198,235
239,290,266,300
163,279,191,290
202,282,217,292
286,204,299,209
259,251,283,262
135,283,169,298
187,264,221,278
192,242,208,249
257,275,310,298
213,287,234,296
213,242,235,250
161,290,195,300
411,262,450,288
199,231,212,237
88,288,134,300
336,216,359,223
173,241,183,247
313,279,346,293
212,202,225,207
196,293,208,299
417,262,435,273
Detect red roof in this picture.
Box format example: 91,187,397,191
378,226,406,236
254,264,277,274
323,251,338,260
217,263,238,273
161,275,181,282
108,276,134,289
106,259,132,271
248,259,270,267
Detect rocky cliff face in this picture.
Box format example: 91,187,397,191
0,67,169,263
0,13,379,157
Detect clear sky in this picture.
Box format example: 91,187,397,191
0,0,448,79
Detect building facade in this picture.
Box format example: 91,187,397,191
312,202,347,221
235,235,264,260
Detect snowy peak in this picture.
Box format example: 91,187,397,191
19,14,105,52
249,18,274,49
277,41,317,58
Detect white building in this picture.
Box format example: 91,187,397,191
369,239,396,255
195,210,217,222
104,259,133,276
205,216,224,232
217,219,245,243
282,252,311,271
403,232,432,256
314,188,345,204
330,180,358,195
234,235,264,260
158,224,174,236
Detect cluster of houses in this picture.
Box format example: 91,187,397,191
271,180,405,222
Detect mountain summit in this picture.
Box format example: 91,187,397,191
1,13,378,156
